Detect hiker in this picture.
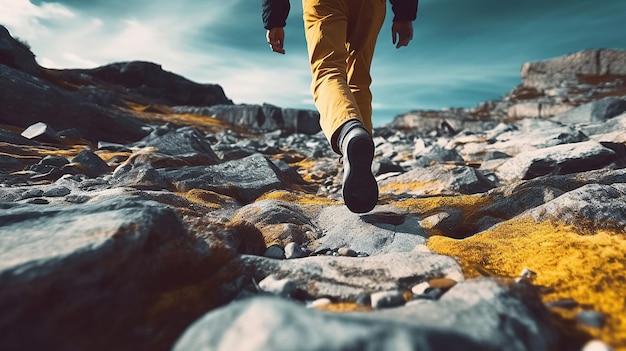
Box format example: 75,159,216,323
262,0,418,213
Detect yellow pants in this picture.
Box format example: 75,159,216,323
302,0,386,153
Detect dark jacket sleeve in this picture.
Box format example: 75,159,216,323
389,0,418,22
262,0,291,29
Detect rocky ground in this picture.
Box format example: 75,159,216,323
1,24,626,351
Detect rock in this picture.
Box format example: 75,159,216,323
284,242,305,259
231,200,319,246
241,251,463,300
174,104,321,134
263,244,286,260
0,196,241,351
370,290,406,309
495,141,616,183
258,274,297,297
71,149,111,178
159,154,285,203
551,97,626,124
20,122,62,144
111,165,171,190
175,278,558,351
0,127,38,146
582,340,613,351
134,126,220,166
529,183,626,232
313,206,428,256
577,311,606,329
0,65,150,144
380,165,495,196
42,186,71,197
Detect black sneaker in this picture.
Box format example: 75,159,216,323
341,127,378,213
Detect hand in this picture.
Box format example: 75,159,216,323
266,27,285,54
392,21,413,49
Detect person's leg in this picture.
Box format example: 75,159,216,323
302,0,362,154
345,0,386,134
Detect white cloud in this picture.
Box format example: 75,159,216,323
0,0,74,39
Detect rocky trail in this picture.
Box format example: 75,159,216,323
1,25,626,351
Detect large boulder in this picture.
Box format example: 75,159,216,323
0,196,241,351
174,278,558,351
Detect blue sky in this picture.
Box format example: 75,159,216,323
1,0,625,126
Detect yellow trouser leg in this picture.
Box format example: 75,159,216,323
302,0,386,153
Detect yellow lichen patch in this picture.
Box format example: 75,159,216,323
0,142,86,159
392,193,493,237
94,150,132,163
427,217,626,348
315,302,373,313
178,189,232,210
379,181,442,195
258,190,340,206
291,158,327,183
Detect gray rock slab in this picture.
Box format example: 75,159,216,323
313,205,428,256
159,153,284,203
0,196,234,351
175,278,558,351
528,183,626,232
551,97,626,124
495,141,616,183
241,251,463,300
379,165,495,196
232,199,320,245
135,126,220,166
0,127,38,146
71,149,111,178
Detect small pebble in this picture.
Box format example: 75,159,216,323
577,310,606,329
307,298,332,309
263,244,286,260
582,340,613,351
284,242,304,259
411,282,430,295
370,290,405,309
258,275,297,297
428,278,457,290
337,248,358,257
520,267,537,280
414,288,444,301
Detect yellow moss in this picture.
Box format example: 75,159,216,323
178,189,231,209
427,217,626,348
94,150,132,163
379,181,447,196
257,190,340,206
315,302,373,313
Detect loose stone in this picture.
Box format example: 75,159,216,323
284,242,304,259
258,275,297,297
577,310,606,329
370,290,406,309
307,298,332,309
411,282,431,295
264,244,286,260
337,248,358,257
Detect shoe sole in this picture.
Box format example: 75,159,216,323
342,133,378,213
